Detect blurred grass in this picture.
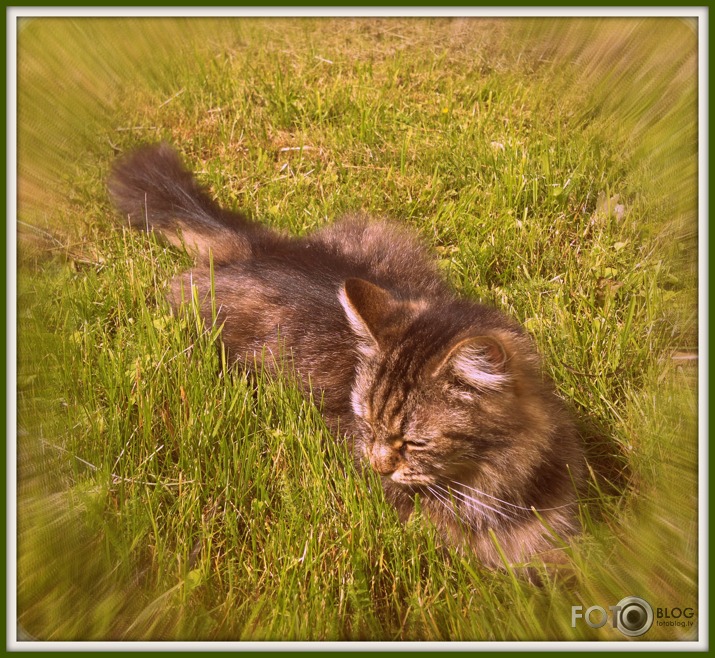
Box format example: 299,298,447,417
16,17,699,642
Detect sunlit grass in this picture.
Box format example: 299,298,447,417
16,17,699,642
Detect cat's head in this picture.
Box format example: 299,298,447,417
338,278,558,491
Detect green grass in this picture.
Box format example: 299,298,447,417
16,17,699,642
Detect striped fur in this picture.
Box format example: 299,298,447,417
109,143,585,571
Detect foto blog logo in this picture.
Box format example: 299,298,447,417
571,596,654,637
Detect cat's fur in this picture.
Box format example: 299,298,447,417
109,143,584,569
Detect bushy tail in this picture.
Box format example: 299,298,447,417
108,142,259,264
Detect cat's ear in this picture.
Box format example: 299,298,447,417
433,335,510,391
338,278,397,356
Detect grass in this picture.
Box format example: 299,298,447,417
16,17,699,642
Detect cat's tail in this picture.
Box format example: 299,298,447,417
108,142,262,264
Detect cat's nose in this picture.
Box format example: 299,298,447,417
369,443,398,476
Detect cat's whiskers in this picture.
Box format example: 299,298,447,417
425,485,461,522
432,482,514,523
448,478,578,513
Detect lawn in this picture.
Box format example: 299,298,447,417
15,16,699,643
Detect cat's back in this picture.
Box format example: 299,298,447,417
306,212,448,299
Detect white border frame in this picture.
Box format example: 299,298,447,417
7,6,708,652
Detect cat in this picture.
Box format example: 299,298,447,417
109,143,584,570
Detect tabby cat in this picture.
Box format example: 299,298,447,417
109,143,584,569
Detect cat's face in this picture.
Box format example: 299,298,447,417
339,278,528,490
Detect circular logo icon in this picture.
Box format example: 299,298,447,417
615,596,654,637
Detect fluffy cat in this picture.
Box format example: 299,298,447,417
109,143,584,569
